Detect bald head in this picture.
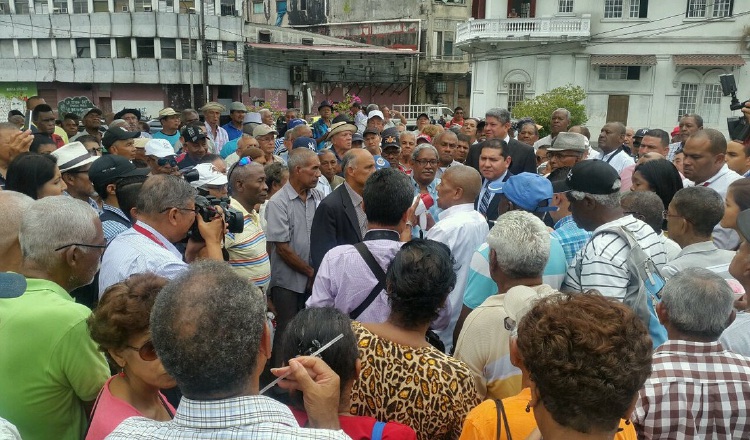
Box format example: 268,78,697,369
229,160,264,189
444,165,482,204
0,191,34,272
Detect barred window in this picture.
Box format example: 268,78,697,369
686,0,706,17
558,0,573,13
678,83,699,118
507,82,526,112
604,0,623,18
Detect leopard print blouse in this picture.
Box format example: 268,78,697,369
349,322,481,440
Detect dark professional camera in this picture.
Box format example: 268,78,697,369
181,167,200,183
719,74,750,142
189,195,244,241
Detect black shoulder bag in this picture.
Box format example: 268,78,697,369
349,242,386,320
495,398,513,440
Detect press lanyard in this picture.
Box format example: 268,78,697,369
133,223,167,249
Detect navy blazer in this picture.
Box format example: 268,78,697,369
310,183,363,271
474,171,514,225
466,138,536,176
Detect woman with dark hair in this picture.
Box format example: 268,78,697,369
86,273,177,440
459,292,645,439
29,133,58,154
721,178,750,234
630,159,684,214
350,239,480,440
5,152,66,199
279,307,417,439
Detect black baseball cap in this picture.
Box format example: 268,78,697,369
552,160,621,194
417,113,429,120
102,126,140,148
181,123,208,143
363,127,380,137
634,128,649,138
381,127,400,149
88,155,149,188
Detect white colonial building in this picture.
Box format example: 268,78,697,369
457,0,749,133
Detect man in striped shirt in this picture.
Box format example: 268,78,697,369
560,161,667,346
225,160,271,290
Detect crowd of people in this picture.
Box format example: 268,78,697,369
2,94,750,440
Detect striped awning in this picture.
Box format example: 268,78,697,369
590,55,657,66
673,55,745,67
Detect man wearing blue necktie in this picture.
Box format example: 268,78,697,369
476,138,513,225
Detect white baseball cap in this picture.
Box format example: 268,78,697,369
367,110,385,121
144,139,176,158
51,141,97,173
191,163,228,188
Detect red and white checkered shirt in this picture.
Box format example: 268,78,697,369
633,340,750,439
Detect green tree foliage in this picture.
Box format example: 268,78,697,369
511,85,588,137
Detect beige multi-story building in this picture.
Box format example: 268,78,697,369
457,0,748,132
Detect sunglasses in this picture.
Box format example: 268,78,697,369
157,157,178,167
228,156,253,181
126,340,158,361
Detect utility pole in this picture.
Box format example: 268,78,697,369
188,8,195,108
200,0,209,103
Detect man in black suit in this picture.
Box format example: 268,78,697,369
474,139,513,225
466,107,536,175
310,149,376,270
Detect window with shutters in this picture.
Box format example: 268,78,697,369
678,83,699,118
687,0,732,18
558,0,573,13
507,83,526,112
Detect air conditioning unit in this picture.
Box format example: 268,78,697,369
290,65,308,84
121,5,129,11
188,6,195,13
143,5,152,11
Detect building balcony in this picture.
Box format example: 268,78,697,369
421,54,470,75
455,15,590,49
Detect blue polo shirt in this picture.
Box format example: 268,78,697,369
222,122,244,141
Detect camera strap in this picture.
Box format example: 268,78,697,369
133,222,167,249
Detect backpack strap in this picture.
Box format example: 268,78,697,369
349,242,387,320
371,420,386,440
494,399,512,440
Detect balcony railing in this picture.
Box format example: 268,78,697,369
456,15,591,45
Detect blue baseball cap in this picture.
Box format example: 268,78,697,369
0,272,26,299
352,132,364,144
494,172,557,213
287,118,307,130
373,155,391,170
292,136,317,151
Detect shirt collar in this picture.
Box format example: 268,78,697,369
486,170,508,186
439,203,475,220
676,241,719,256
102,203,129,221
173,395,299,429
554,214,576,229
656,339,725,356
503,134,510,144
344,181,363,206
24,278,74,302
701,164,731,186
411,176,438,192
229,196,254,216
135,221,175,250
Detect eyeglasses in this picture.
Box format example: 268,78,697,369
546,152,582,160
157,157,178,167
126,340,158,361
160,206,197,214
413,159,439,166
663,210,683,220
88,148,102,155
54,242,108,252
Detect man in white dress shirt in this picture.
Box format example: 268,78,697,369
682,129,743,250
596,122,635,174
98,174,226,295
427,165,489,352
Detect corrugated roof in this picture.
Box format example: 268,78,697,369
247,43,416,55
590,55,657,66
673,55,745,67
